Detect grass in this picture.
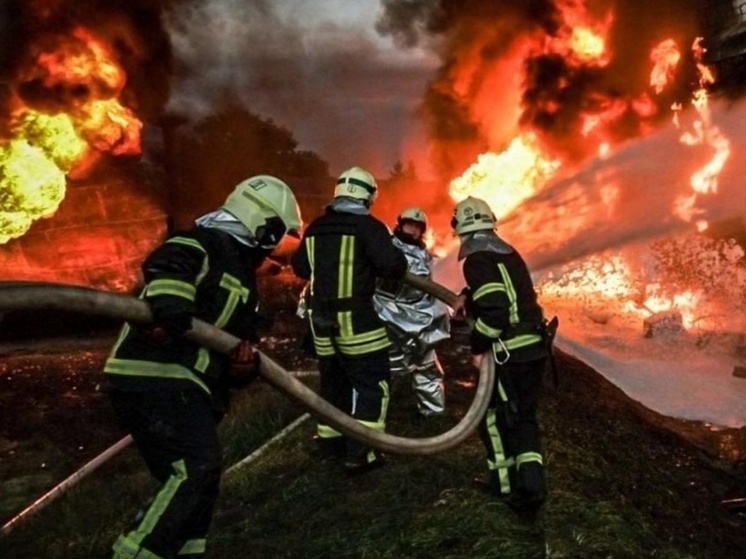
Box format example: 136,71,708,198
1,341,744,559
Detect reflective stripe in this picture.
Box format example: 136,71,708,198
104,358,210,394
484,409,512,494
178,538,207,555
472,282,506,301
313,328,391,357
165,236,206,253
307,237,316,296
475,317,502,338
338,235,355,298
378,379,390,428
114,460,188,558
497,377,509,403
497,263,520,324
113,536,163,559
493,333,543,354
194,347,210,373
317,423,343,438
110,323,131,355
215,273,249,328
146,279,196,301
338,310,353,338
516,451,543,469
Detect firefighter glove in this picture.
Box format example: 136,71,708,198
228,339,261,387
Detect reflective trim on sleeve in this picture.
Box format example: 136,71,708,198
472,282,506,301
165,236,206,253
194,347,210,373
214,273,250,328
145,279,196,301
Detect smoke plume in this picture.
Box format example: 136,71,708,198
377,0,710,180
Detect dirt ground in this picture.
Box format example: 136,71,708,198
1,278,745,554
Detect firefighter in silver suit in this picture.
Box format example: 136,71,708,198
373,207,450,417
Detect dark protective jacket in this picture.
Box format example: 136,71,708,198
463,248,548,363
103,226,268,411
291,207,408,358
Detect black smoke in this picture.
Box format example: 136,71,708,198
377,0,711,179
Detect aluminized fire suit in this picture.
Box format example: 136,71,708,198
373,230,450,416
291,197,408,470
460,230,549,511
103,218,268,559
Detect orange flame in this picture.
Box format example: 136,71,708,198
0,25,142,244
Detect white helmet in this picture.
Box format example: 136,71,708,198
397,206,428,233
451,196,496,235
334,166,378,204
222,175,303,248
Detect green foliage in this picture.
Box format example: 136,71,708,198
168,100,330,215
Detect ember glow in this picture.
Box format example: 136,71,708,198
0,25,142,244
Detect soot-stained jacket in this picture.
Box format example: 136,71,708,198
291,207,408,358
103,226,268,412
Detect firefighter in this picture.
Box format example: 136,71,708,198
373,207,450,417
450,196,549,512
291,166,408,473
103,175,302,559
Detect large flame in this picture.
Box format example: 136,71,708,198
446,4,736,336
0,26,142,244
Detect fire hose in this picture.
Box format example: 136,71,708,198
0,274,490,535
0,274,489,455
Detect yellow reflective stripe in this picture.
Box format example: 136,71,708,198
307,237,315,270
113,535,164,559
317,424,343,438
104,358,210,394
516,451,543,468
215,273,249,328
484,409,512,494
358,418,385,431
146,279,196,301
338,310,353,337
126,460,188,552
497,377,509,402
475,317,502,338
110,323,131,355
378,379,390,427
336,338,390,355
178,539,207,555
472,282,505,301
165,236,206,253
336,327,389,345
338,235,354,298
494,333,543,353
194,347,210,373
497,263,519,324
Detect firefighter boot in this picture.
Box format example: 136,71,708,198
505,462,546,512
344,441,386,475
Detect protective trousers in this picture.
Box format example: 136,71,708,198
478,357,547,507
108,388,222,559
389,346,445,416
315,350,390,465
